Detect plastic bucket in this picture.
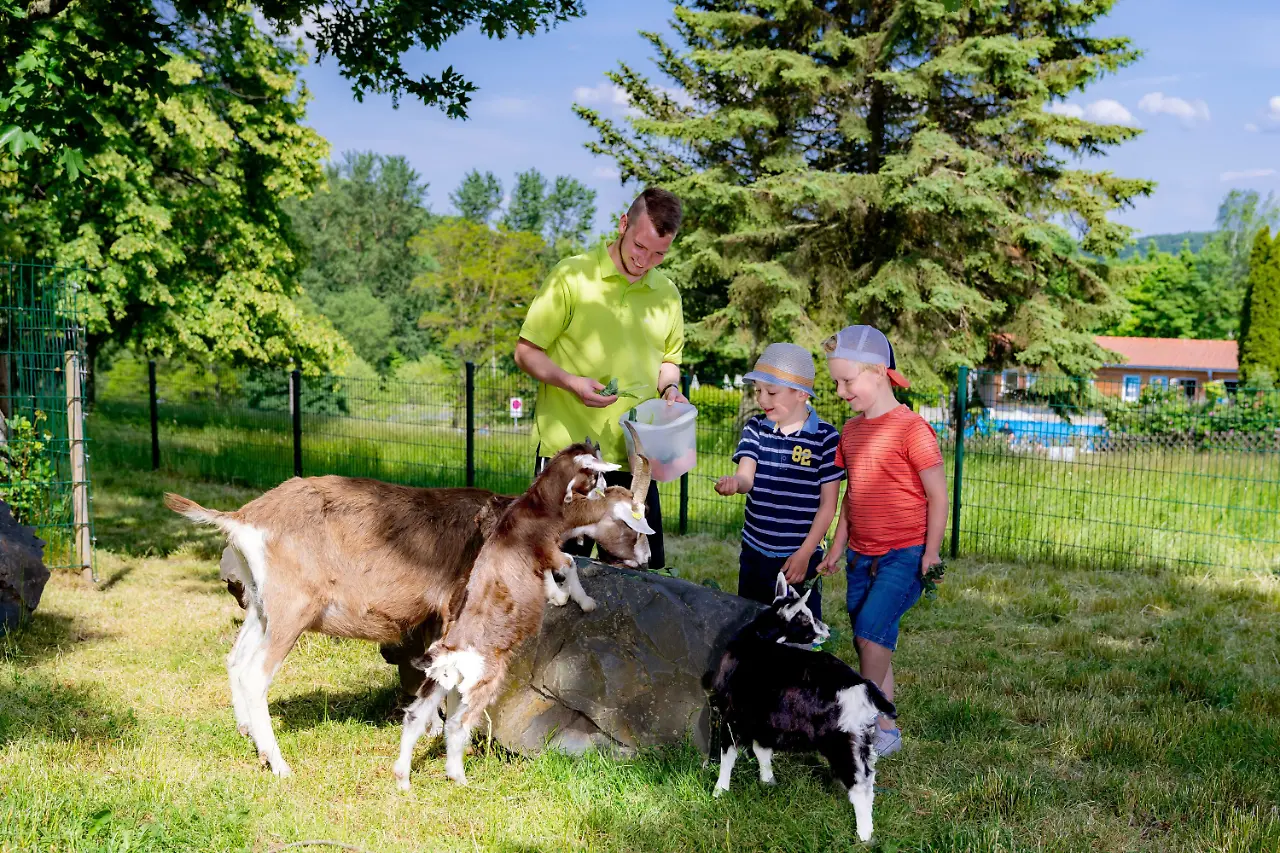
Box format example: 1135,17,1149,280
619,399,698,482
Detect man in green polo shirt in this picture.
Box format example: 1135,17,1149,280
514,187,687,569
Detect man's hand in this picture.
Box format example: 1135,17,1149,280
781,549,811,585
921,551,943,579
661,384,688,406
714,475,741,496
566,375,618,408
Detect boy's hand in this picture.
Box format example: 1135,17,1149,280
921,551,943,579
714,475,740,496
817,551,842,576
781,549,811,584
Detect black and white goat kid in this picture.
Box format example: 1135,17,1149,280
704,572,897,843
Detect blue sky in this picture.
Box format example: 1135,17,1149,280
298,0,1280,239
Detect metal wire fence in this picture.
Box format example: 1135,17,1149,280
88,356,1280,574
0,260,95,578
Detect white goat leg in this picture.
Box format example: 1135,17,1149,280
850,773,875,842
225,607,262,737
543,565,569,607
234,621,291,777
713,745,738,797
443,704,472,785
562,560,596,612
394,683,448,790
752,742,775,785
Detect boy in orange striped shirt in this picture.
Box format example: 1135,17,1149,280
817,325,949,757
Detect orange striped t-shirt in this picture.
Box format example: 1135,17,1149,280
834,404,944,556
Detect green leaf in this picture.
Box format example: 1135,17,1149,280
0,125,22,152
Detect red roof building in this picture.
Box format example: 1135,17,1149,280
1094,336,1239,402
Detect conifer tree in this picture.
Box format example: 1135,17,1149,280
576,0,1153,387
1239,227,1280,386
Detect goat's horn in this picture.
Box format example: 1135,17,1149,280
622,421,651,509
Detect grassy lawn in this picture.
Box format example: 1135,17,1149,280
3,467,1279,851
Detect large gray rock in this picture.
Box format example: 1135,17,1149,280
0,499,50,633
382,558,764,756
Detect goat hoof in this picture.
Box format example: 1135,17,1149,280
394,771,411,792
550,592,569,607
761,776,776,787
237,723,251,737
271,760,293,778
713,786,727,799
577,597,597,613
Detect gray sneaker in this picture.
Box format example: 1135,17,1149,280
873,727,902,757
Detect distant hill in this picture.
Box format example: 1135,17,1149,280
1117,231,1214,259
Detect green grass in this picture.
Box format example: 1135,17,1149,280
87,407,1280,573
3,468,1279,851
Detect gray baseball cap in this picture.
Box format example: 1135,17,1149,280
743,343,815,396
822,325,910,388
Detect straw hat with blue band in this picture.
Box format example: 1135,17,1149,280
742,343,816,397
822,325,911,389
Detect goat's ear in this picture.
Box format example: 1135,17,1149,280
573,453,620,474
613,500,655,535
773,571,789,603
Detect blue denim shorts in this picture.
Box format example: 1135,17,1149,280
845,544,924,651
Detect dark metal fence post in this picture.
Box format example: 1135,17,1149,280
148,359,159,471
679,373,691,535
290,369,302,478
465,361,476,487
950,365,968,559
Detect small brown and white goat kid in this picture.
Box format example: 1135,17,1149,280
394,438,655,788
164,440,649,779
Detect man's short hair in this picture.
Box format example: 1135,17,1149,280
627,187,683,237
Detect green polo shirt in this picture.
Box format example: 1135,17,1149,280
520,239,683,463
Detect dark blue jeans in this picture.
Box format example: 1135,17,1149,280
738,543,824,622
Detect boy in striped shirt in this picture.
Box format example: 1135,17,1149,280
817,325,949,757
715,343,844,620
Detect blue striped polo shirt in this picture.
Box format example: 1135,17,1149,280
733,407,844,557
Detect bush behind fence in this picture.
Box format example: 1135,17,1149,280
89,355,1280,574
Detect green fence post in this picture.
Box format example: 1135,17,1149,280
465,361,475,487
950,366,967,559
290,369,302,478
148,360,159,471
679,373,691,535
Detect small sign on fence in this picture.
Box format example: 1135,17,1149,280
509,397,523,421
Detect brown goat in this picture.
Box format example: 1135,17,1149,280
164,438,651,779
395,435,655,788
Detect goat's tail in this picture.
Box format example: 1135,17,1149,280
865,680,897,720
164,493,234,530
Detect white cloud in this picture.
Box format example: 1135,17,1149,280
1047,99,1137,125
1137,92,1211,125
593,166,620,180
1220,169,1277,182
573,82,631,108
1246,122,1261,133
1047,102,1084,119
1086,99,1139,125
1269,96,1280,121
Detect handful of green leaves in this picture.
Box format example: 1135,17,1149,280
601,378,644,400
921,560,947,601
